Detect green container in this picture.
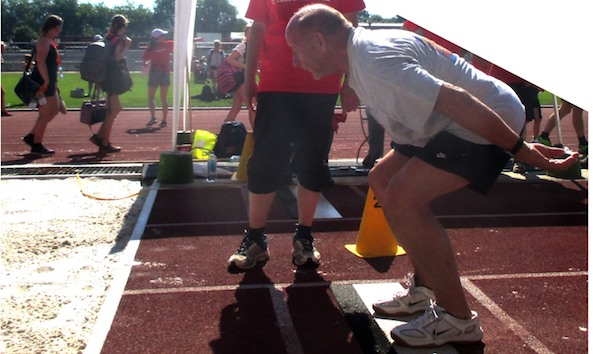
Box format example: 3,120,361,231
157,151,194,184
547,159,582,179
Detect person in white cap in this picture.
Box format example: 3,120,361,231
143,28,173,128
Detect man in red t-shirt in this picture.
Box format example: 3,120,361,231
227,0,365,273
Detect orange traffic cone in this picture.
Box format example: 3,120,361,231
231,132,254,182
345,187,406,258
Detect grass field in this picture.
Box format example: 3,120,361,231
1,72,234,110
1,72,556,110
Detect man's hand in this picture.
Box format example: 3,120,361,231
515,142,580,171
340,84,359,113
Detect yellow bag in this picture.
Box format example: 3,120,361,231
191,129,217,159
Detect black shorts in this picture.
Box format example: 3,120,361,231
247,92,337,194
394,131,510,195
509,83,541,122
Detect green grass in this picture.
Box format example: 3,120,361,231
1,72,234,109
1,72,557,109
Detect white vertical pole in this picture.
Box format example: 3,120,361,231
551,94,563,146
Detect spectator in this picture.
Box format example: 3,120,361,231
223,23,255,129
537,99,588,156
226,0,365,274
286,4,578,347
21,14,64,155
86,34,103,96
1,41,12,117
89,14,132,153
143,28,174,128
207,40,225,96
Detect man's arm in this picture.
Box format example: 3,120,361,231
339,11,360,113
245,20,265,110
434,82,578,170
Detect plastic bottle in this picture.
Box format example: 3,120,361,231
28,97,38,109
37,93,47,106
58,66,64,80
207,153,217,183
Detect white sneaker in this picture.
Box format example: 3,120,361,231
391,301,483,347
372,276,435,317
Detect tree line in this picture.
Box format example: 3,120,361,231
1,0,400,44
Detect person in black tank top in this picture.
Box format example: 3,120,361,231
21,14,63,155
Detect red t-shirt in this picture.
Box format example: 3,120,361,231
143,40,174,72
246,0,365,93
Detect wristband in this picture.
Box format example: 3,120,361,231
509,137,524,155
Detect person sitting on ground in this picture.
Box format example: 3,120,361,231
286,4,578,348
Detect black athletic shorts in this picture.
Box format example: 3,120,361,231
393,131,511,195
509,83,542,122
247,92,337,194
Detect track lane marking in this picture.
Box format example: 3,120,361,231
461,278,555,354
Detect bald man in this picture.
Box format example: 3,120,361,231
286,4,578,348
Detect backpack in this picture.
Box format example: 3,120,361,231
80,41,108,83
198,85,215,101
213,121,247,158
102,57,133,95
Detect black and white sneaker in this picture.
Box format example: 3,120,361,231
227,231,270,273
292,236,320,267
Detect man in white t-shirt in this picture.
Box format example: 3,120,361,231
286,4,579,348
207,40,225,95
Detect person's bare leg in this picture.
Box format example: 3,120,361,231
31,93,60,143
248,192,276,229
296,182,319,227
160,85,169,123
147,85,157,119
371,151,472,319
572,106,585,138
97,95,121,145
542,101,572,135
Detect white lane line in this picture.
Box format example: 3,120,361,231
84,181,160,354
461,278,554,354
145,211,586,228
122,272,586,296
270,286,305,354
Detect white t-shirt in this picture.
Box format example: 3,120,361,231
231,42,247,64
347,27,525,146
209,49,224,67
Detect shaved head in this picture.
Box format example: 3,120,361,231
287,3,352,39
286,4,352,79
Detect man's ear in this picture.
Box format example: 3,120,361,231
312,32,327,51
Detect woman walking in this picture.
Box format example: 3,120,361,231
89,14,132,153
22,14,64,155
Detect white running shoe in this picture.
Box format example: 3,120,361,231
372,276,435,317
391,301,483,347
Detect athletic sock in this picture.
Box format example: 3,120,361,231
540,132,550,140
294,224,313,242
578,136,588,146
247,227,266,248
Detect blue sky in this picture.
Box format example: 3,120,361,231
78,0,400,20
